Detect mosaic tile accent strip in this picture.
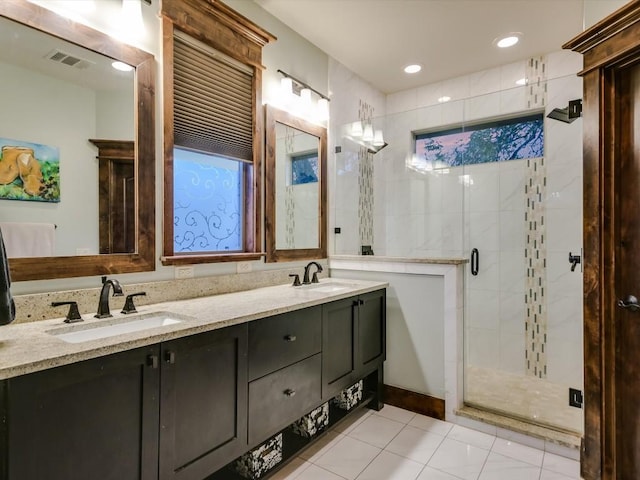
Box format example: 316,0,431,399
284,185,295,249
525,156,548,378
358,100,375,248
526,56,547,109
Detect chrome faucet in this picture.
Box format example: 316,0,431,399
95,276,123,319
302,261,323,285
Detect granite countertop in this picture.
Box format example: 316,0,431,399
0,278,387,380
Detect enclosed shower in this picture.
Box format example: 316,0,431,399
330,52,584,436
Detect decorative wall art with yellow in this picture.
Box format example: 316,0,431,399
0,138,59,203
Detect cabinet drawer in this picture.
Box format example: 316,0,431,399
248,307,321,381
248,354,321,444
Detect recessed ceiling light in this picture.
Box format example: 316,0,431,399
496,34,520,48
112,61,133,72
515,78,528,86
404,64,422,74
438,96,451,103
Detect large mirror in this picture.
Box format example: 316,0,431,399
265,105,326,262
0,2,155,281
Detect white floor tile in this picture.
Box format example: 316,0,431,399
298,431,344,463
544,441,580,461
295,464,348,480
288,406,582,480
539,469,577,480
416,466,464,479
314,435,381,480
478,452,541,480
348,414,405,448
491,437,544,466
542,452,581,478
269,457,311,480
409,414,454,436
355,450,424,480
385,425,446,464
332,409,373,435
447,424,496,450
374,404,417,424
427,438,490,480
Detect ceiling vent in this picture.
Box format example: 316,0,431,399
45,49,94,69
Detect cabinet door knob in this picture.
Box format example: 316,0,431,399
284,388,296,397
165,351,176,364
147,355,159,369
284,334,297,342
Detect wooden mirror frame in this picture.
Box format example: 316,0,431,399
265,105,327,262
0,1,155,281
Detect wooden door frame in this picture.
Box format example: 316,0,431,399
564,2,640,478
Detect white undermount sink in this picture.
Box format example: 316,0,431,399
47,312,185,344
299,281,352,293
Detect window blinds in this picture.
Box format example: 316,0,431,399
173,32,254,162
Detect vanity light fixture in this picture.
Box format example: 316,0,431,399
495,33,521,48
438,96,451,103
277,69,330,123
404,64,422,74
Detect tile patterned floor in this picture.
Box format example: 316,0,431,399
270,406,581,480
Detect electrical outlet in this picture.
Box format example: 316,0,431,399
175,266,194,279
237,261,252,274
569,388,583,408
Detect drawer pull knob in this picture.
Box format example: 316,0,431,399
147,355,159,369
284,334,297,342
284,389,296,397
165,351,176,364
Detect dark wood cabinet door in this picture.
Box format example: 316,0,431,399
357,290,386,374
322,297,357,398
159,324,248,480
5,345,160,480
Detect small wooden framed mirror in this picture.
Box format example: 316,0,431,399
264,105,327,262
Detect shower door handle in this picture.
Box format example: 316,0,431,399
470,248,479,276
617,295,640,312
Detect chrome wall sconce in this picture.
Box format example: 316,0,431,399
342,120,388,154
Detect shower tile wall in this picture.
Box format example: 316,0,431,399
329,59,386,256
383,51,584,433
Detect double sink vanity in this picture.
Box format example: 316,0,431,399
0,278,387,480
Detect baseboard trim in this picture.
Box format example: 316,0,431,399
383,385,445,420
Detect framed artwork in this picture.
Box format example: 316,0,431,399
0,137,60,203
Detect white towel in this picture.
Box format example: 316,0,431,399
0,222,55,257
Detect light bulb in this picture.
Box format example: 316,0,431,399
317,98,329,121
281,77,293,95
362,124,374,142
373,130,384,146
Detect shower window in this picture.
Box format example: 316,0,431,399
291,151,319,185
414,113,544,169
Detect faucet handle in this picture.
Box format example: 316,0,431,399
311,271,320,283
121,292,146,314
289,274,301,287
51,301,83,324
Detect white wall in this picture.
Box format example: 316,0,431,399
0,60,100,256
